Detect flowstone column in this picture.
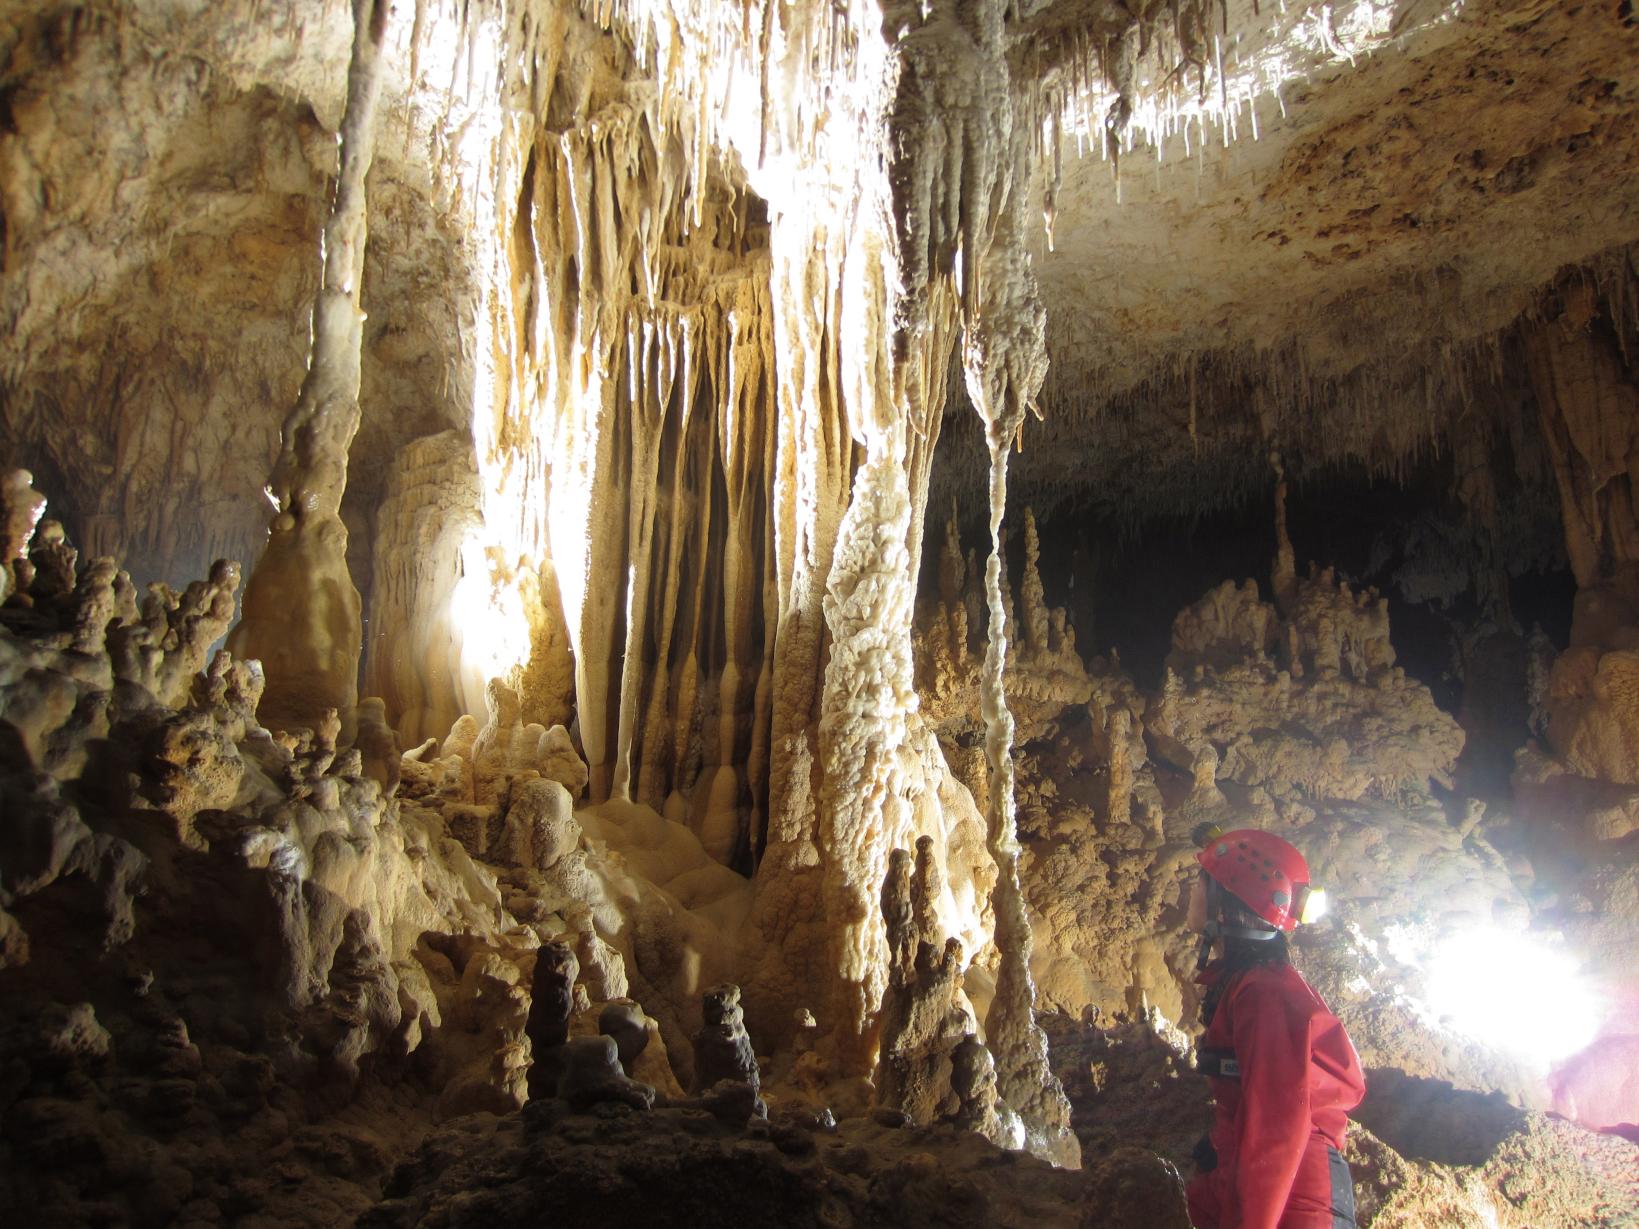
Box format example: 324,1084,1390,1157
940,4,1080,1169
228,0,389,735
1522,284,1639,594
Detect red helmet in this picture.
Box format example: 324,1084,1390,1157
1197,829,1311,933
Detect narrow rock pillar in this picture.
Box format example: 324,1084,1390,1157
228,0,390,735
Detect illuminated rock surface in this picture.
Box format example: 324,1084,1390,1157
3,0,1639,1225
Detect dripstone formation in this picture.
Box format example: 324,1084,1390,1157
4,0,1639,1224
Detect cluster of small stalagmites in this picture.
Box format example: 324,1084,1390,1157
915,511,1094,742
0,475,538,1105
524,940,656,1112
0,475,494,1222
1084,668,1156,834
523,948,775,1122
395,677,604,998
398,684,613,1012
874,840,1004,1144
0,472,254,962
1168,564,1394,683
401,679,588,857
1153,561,1461,803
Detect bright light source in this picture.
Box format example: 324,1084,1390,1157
1425,928,1602,1064
1300,886,1328,924
449,541,532,689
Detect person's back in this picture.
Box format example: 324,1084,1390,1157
1189,960,1365,1229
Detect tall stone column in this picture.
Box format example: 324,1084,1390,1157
228,0,389,735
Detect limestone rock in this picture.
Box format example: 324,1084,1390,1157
597,1000,650,1070
37,1001,113,1066
526,941,579,1052
691,983,758,1096
556,1034,655,1111
496,778,581,871
915,511,1095,743
0,470,48,605
1077,1146,1191,1229
1153,567,1462,803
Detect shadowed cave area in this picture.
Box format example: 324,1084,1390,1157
2,1,1638,1227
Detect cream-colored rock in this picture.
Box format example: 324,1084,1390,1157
916,510,1096,744
1155,566,1462,803
498,778,581,872
229,0,390,740
0,470,48,604
3,0,1638,1217
537,725,590,801
445,682,590,806
362,431,482,745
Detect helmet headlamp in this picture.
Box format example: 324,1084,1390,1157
1298,885,1328,925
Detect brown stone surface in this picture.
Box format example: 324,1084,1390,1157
2,0,1639,1225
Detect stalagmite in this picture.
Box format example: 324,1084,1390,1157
1270,453,1298,616
0,470,47,606
228,0,390,736
10,0,1639,1220
815,443,920,1069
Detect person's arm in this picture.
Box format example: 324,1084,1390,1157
1230,980,1314,1229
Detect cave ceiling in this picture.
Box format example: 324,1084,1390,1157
3,1,1639,1219
2,0,1634,577
987,0,1639,521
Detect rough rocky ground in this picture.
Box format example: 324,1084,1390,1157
357,1100,1120,1229
1044,1013,1639,1229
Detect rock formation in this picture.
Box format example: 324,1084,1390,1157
4,0,1639,1224
228,0,392,737
917,510,1097,746
1153,568,1464,804
690,983,760,1098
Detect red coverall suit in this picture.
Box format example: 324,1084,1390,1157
1186,961,1367,1229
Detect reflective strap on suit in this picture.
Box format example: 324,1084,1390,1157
1329,1146,1357,1229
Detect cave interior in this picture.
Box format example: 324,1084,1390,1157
2,0,1638,1226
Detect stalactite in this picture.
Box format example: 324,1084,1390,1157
745,406,781,862
229,0,390,737
942,0,1080,1168
1522,285,1639,594
610,317,679,804
740,224,861,1048
703,280,778,864
635,322,705,810
763,229,856,858
509,69,782,824
1270,452,1297,617
1450,421,1512,622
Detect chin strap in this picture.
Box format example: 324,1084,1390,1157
1194,918,1280,972
1220,923,1280,941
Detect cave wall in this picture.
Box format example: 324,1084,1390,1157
1,0,1095,1150
4,0,1639,1182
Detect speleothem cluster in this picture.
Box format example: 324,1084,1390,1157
4,0,1639,1226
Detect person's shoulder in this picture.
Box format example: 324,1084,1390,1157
1231,962,1324,1012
